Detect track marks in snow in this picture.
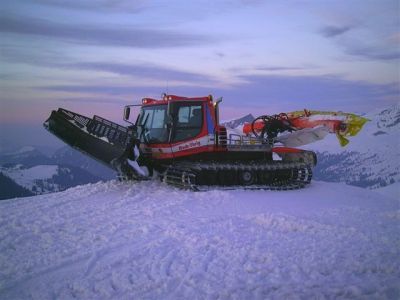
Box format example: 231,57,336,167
0,180,399,299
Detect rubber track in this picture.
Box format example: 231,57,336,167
163,161,313,191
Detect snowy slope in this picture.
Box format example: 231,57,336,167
0,181,399,299
313,104,400,189
53,146,115,180
1,165,60,192
0,164,103,195
221,114,254,129
0,146,110,197
0,173,34,200
314,103,399,153
376,182,400,199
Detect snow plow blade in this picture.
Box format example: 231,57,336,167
43,108,131,170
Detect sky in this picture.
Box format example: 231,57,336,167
0,0,399,150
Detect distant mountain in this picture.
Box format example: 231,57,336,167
314,151,396,188
0,164,102,196
313,103,400,189
0,146,53,167
221,114,255,129
52,146,115,180
0,145,115,199
0,172,34,200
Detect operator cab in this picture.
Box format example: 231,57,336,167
128,98,206,145
137,102,203,144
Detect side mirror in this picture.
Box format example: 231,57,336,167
123,106,130,121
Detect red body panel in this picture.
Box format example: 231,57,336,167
243,116,343,135
140,95,219,160
139,94,306,162
272,147,302,154
290,118,342,132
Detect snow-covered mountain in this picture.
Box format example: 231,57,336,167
0,180,398,299
0,164,102,197
53,146,115,181
0,146,53,167
312,104,400,189
221,113,254,129
0,146,114,199
0,172,34,200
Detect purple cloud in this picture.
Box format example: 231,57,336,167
29,0,145,13
69,62,216,83
38,74,399,112
343,44,400,61
0,15,212,48
320,25,352,38
319,24,399,61
254,66,318,72
1,47,218,85
227,74,399,109
39,85,159,96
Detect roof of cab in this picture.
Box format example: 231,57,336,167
141,94,213,106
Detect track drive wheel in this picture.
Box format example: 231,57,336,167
238,170,256,186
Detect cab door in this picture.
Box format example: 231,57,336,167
170,102,204,143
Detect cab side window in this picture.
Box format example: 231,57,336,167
173,104,203,142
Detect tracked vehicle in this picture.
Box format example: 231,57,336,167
44,94,367,190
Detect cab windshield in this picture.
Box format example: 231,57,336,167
138,105,168,143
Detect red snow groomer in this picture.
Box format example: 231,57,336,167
44,94,367,190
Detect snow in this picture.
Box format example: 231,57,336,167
1,165,60,192
127,159,149,177
14,146,36,154
308,103,400,154
1,146,37,156
375,182,400,200
302,104,400,188
0,180,399,299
